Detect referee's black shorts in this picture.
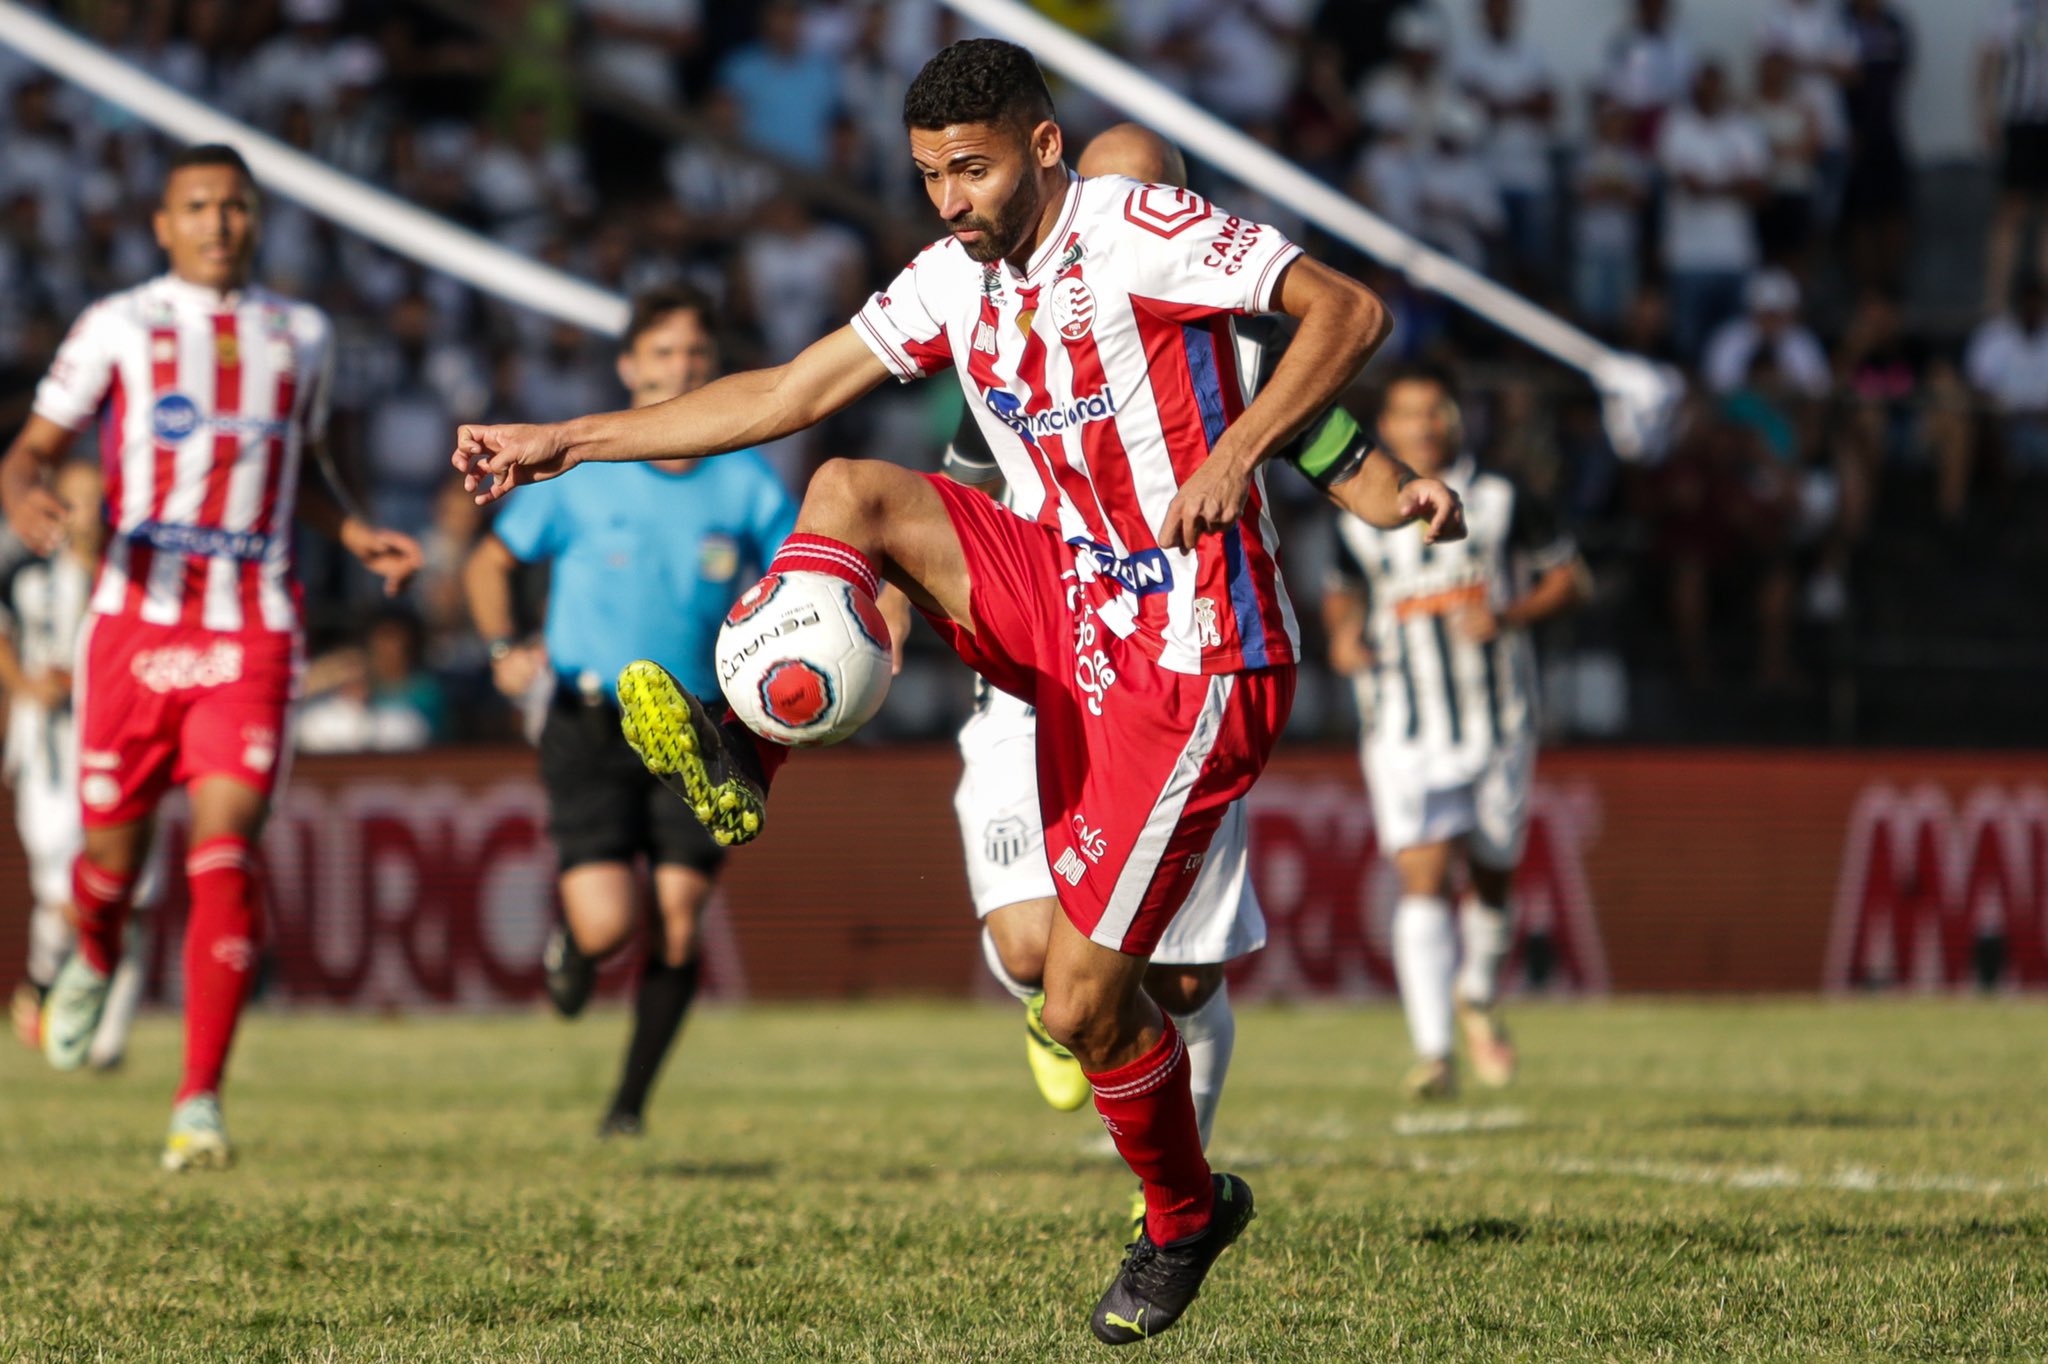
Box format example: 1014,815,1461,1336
537,684,727,876
2001,122,2048,196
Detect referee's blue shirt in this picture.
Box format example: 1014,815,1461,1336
491,453,797,702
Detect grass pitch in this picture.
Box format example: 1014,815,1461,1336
3,999,2046,1362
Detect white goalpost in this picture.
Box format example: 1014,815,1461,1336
0,0,629,337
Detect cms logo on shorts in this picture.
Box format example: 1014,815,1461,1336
725,574,782,626
152,393,201,442
759,658,833,731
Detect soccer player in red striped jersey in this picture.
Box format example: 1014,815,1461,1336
0,144,422,1171
455,41,1458,1342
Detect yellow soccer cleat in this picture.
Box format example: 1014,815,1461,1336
1403,1055,1458,1102
1456,997,1519,1089
1024,992,1090,1112
617,660,766,848
161,1094,233,1173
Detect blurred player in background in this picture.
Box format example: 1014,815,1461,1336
0,145,421,1170
1324,363,1585,1100
464,286,795,1138
456,40,1458,1342
3,461,149,1069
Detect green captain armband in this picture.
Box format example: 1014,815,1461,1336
1284,407,1373,491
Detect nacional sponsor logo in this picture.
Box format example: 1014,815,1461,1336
1068,539,1173,597
1051,277,1097,341
758,658,833,730
1823,782,2048,990
152,392,200,442
1200,216,1263,276
983,815,1033,868
130,640,244,693
983,384,1121,444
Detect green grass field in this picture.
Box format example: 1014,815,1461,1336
4,1000,2047,1362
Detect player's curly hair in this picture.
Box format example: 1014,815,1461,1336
902,39,1055,133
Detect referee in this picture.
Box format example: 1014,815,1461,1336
464,286,796,1137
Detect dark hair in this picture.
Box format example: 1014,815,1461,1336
1376,361,1460,413
902,39,1055,133
166,143,254,184
622,284,719,350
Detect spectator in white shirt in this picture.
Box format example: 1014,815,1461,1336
1452,0,1556,282
1751,48,1823,277
1573,95,1650,330
1163,0,1310,125
1415,99,1504,272
1703,270,1832,399
1603,0,1697,147
1658,62,1768,361
469,99,595,255
1965,276,2048,471
1357,8,1456,151
1979,1,2048,312
1758,0,1854,171
580,0,699,108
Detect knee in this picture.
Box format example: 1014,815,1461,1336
1037,985,1122,1062
804,457,884,521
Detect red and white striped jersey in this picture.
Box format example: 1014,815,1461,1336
853,173,1304,676
33,273,333,635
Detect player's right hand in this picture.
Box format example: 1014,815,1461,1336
4,485,69,557
454,423,575,504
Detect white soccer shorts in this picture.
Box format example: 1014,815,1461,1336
1363,733,1536,868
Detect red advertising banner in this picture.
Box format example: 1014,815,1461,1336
1,746,2043,1004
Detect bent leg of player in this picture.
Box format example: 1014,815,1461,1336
620,461,975,846
1455,739,1536,1089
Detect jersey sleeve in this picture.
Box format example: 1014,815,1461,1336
1507,484,1577,574
31,303,118,433
850,251,955,383
940,404,1002,486
491,482,564,563
1118,184,1304,322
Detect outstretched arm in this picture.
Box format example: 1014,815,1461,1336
0,416,81,556
454,326,894,505
297,441,423,597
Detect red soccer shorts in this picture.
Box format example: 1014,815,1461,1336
74,615,297,829
920,475,1294,957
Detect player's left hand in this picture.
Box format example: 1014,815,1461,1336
341,520,425,597
1400,478,1465,544
1161,456,1253,552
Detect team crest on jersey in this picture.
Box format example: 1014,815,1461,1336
1051,277,1097,341
699,534,739,583
983,815,1032,868
216,331,239,368
759,658,832,730
725,574,782,625
151,393,200,443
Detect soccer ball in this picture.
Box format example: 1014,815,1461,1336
715,571,892,747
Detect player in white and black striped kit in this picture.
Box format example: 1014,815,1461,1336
1981,0,2048,310
1324,364,1584,1099
2,462,148,1068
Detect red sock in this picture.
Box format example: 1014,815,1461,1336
178,836,262,1103
71,856,139,974
1087,1020,1216,1245
769,533,880,598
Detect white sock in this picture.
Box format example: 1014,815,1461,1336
1392,895,1456,1060
980,928,1039,1003
27,901,73,987
1167,983,1236,1151
1456,896,1512,1008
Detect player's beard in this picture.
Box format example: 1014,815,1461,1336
953,179,1042,264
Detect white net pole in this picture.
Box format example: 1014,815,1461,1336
938,0,1679,457
0,0,629,337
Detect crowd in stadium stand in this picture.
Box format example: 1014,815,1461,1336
2,0,2046,747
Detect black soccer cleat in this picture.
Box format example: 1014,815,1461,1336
1090,1173,1255,1346
542,921,595,1019
616,660,766,848
597,1109,644,1140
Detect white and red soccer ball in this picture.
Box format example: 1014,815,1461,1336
715,571,892,747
